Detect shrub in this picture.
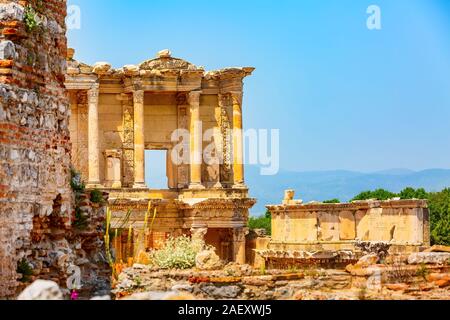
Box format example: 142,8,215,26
73,207,88,230
416,263,429,281
70,168,85,193
150,235,208,270
90,189,104,204
17,259,33,283
23,6,39,32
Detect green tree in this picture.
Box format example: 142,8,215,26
323,199,341,204
248,210,272,235
352,189,397,201
427,188,450,245
399,187,428,200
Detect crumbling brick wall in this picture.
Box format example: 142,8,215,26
0,0,72,298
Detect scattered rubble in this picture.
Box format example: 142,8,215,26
195,250,223,271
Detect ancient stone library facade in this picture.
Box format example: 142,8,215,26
66,49,256,264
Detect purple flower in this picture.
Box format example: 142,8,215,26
70,290,79,301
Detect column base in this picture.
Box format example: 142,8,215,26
111,182,122,189
86,183,104,189
133,183,147,189
212,182,223,189
232,183,248,190
189,183,206,190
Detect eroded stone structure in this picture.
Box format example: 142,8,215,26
0,1,110,299
264,191,430,261
66,49,256,263
0,0,73,298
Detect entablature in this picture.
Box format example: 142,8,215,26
65,49,254,94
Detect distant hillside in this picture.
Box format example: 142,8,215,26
246,167,450,215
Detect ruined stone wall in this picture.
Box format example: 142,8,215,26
25,190,110,298
114,260,450,300
0,0,71,298
267,200,430,253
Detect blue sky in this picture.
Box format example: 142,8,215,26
67,0,450,174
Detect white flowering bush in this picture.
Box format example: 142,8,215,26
150,235,211,270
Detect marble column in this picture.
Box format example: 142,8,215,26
133,90,146,189
232,227,248,264
188,91,204,189
87,84,102,188
231,92,246,189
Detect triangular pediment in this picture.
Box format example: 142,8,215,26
139,50,203,71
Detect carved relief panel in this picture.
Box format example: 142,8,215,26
176,93,189,189
122,95,135,187
219,94,233,185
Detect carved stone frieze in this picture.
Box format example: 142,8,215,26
218,94,233,183
122,96,135,187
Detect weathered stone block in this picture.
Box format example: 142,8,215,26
0,3,24,21
408,252,450,265
0,41,15,60
200,284,242,299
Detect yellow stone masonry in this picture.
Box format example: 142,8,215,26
266,190,430,253
65,49,256,263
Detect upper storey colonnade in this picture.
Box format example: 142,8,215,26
65,49,254,191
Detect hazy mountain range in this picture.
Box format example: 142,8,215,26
247,167,450,215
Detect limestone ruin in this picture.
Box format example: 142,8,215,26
0,0,448,301
0,0,108,299
257,191,431,269
66,49,256,264
268,190,430,251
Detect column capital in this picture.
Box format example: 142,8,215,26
234,227,250,242
230,91,243,106
133,89,145,102
87,83,100,101
188,91,202,106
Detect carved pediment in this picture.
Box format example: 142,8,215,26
139,50,204,72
